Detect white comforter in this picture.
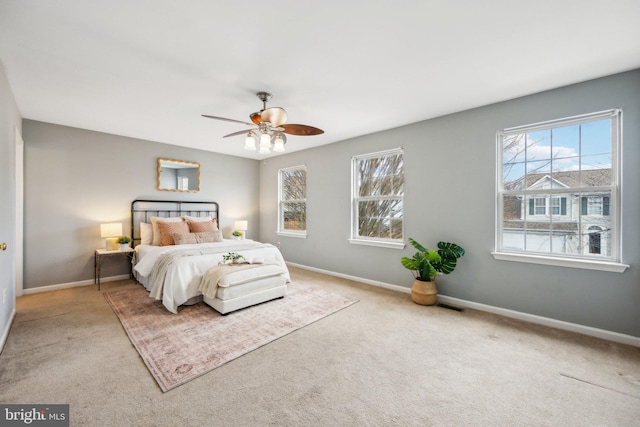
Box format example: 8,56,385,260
133,240,289,313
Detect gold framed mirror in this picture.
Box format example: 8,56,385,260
157,158,200,192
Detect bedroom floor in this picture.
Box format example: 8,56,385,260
1,266,639,426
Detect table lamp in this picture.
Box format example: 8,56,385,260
234,220,248,240
101,222,122,250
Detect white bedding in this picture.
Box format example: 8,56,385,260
133,239,290,313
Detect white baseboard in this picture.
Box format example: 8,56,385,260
22,274,130,295
0,308,16,355
287,262,411,295
287,262,640,348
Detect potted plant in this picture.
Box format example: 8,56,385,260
116,236,133,251
222,252,244,264
232,230,242,240
401,238,465,305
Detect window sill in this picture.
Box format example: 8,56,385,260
491,251,629,273
348,238,405,250
276,231,307,239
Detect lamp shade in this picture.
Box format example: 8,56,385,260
259,133,271,147
234,220,248,231
100,222,122,238
273,134,285,152
244,134,256,151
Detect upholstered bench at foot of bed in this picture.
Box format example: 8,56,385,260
202,275,287,314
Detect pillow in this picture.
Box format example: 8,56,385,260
195,230,223,243
183,215,213,222
187,219,218,233
140,222,152,245
173,232,197,245
157,220,190,246
150,216,184,245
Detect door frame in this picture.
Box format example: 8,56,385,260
15,127,23,297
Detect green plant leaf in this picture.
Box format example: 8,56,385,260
408,238,426,253
437,241,465,258
433,241,465,275
400,256,419,271
424,249,441,263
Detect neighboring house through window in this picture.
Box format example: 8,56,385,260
495,109,626,271
350,148,404,249
278,165,307,237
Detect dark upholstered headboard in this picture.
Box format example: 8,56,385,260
130,199,219,247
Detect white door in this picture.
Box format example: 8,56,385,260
0,124,15,321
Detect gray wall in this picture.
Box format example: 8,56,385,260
0,59,21,347
23,121,260,289
259,70,640,337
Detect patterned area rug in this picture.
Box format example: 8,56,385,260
104,284,357,392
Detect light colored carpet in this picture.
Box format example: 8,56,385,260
104,284,357,392
1,266,639,426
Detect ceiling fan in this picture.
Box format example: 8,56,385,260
202,92,324,154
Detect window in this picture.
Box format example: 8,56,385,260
550,197,561,215
350,148,404,248
528,196,567,217
534,197,546,215
278,166,307,237
582,195,610,216
495,109,627,272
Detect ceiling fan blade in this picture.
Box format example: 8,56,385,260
202,115,254,126
261,107,288,127
222,129,256,138
281,124,324,136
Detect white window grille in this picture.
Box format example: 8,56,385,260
350,148,404,249
278,165,307,237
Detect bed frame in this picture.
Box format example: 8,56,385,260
130,199,219,248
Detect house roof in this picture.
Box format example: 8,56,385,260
525,169,612,189
505,168,613,191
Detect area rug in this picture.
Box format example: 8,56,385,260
104,284,357,392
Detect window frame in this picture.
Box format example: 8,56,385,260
277,165,307,238
349,148,405,249
493,109,628,273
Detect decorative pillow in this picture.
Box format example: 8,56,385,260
150,216,183,246
195,230,223,243
187,220,218,233
157,220,190,246
140,222,153,245
173,232,197,245
183,215,213,222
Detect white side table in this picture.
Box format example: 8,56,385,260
94,248,135,290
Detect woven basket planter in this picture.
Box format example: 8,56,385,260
411,279,437,306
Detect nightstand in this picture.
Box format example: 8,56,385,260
94,248,135,290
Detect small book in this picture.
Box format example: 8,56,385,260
237,258,264,265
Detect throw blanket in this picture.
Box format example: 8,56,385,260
147,242,273,300
198,262,287,299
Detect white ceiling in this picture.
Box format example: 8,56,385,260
1,1,639,160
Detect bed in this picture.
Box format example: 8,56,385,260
130,200,289,314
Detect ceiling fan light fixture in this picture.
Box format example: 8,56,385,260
273,134,285,152
243,133,256,151
259,132,271,148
